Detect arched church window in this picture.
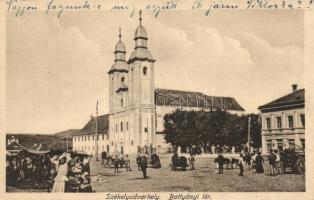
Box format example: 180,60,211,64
121,98,123,107
143,67,147,75
120,122,123,132
121,77,125,82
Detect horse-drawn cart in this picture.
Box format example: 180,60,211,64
277,148,305,174
170,156,188,171
103,156,126,168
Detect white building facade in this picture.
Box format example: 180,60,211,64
258,85,305,155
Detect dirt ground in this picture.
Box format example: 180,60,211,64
90,154,305,192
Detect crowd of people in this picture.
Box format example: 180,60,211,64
6,150,93,192
268,150,282,176
214,150,292,176
6,151,54,188
50,152,93,192
7,146,301,193
98,149,282,179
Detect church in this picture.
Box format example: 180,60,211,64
72,13,245,155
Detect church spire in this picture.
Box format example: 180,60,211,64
108,28,128,74
139,10,142,26
118,27,122,41
128,10,155,64
134,10,148,50
114,28,126,62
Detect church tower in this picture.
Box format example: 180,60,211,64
108,28,129,153
108,28,128,112
128,11,156,153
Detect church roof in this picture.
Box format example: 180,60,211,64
108,61,128,74
155,88,245,111
115,41,126,53
135,25,148,39
128,48,155,64
258,89,304,112
78,114,109,135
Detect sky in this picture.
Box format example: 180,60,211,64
6,10,304,134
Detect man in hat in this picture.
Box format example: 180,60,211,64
113,155,119,173
171,153,178,171
124,154,131,172
216,153,224,174
238,153,244,176
136,154,141,171
140,155,148,179
268,151,276,176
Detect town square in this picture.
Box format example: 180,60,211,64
4,7,307,195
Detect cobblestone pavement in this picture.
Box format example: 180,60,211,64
90,154,305,192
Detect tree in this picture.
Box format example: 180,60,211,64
248,114,262,148
163,109,261,152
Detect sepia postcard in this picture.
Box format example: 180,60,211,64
0,0,314,200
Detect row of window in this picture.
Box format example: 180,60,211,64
111,66,148,83
131,66,148,76
110,140,134,146
265,114,305,130
115,121,129,133
266,139,305,153
73,134,109,142
74,145,110,152
74,141,135,152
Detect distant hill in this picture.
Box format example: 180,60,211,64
6,133,72,151
6,117,97,151
53,129,82,138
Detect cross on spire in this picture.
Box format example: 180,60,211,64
139,10,142,26
118,27,121,41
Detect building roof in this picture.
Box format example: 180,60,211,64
258,89,305,112
76,114,109,136
128,48,155,64
108,61,128,74
155,88,245,111
115,41,126,54
128,15,155,64
135,25,148,39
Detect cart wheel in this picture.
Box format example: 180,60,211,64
296,159,305,174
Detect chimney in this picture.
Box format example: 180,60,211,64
292,84,298,92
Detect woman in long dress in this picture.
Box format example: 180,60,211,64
51,153,71,192
255,152,264,173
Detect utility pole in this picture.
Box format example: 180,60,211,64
66,135,69,151
95,100,99,161
248,116,251,152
